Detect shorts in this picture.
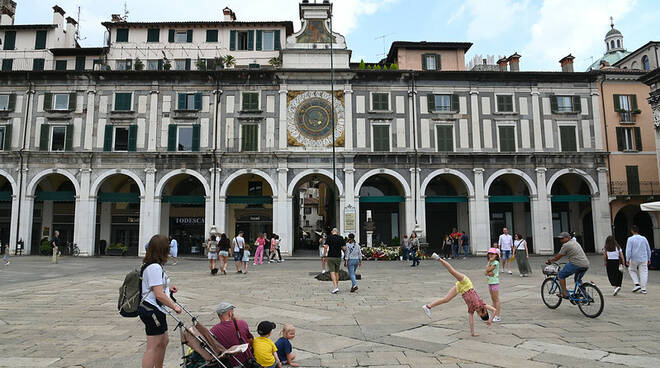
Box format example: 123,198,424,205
234,252,242,261
138,302,168,336
319,247,325,257
242,250,250,263
208,252,218,260
557,262,587,281
488,283,500,292
327,257,341,273
170,248,178,258
501,250,511,260
219,250,229,257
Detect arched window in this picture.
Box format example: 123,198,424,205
616,39,621,48
611,40,615,49
631,61,638,69
642,55,650,70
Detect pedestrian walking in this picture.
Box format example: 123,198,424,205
344,233,362,292
233,231,245,273
460,231,470,258
1,240,9,265
422,257,496,337
218,233,230,275
410,232,420,267
138,234,182,368
485,248,501,322
206,232,219,275
400,234,409,261
443,234,453,259
269,234,280,263
319,233,327,273
512,233,532,277
450,228,462,258
275,234,283,262
603,235,624,296
323,228,345,294
498,227,513,274
168,235,178,265
241,243,251,274
626,225,652,294
51,230,61,264
262,232,271,261
254,234,265,265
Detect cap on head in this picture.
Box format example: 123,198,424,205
215,302,236,315
487,247,500,255
557,232,571,239
331,228,339,234
257,321,276,335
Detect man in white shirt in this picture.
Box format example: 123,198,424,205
626,225,652,294
233,231,245,273
498,227,514,274
169,236,178,265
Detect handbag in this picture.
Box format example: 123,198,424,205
232,320,261,368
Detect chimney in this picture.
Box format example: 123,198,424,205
599,60,611,70
0,6,14,25
111,14,122,22
497,57,508,71
559,54,575,72
65,16,77,47
53,5,65,27
223,7,236,21
507,52,521,72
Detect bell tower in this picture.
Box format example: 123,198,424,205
605,16,625,53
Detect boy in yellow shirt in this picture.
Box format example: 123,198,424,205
252,321,281,368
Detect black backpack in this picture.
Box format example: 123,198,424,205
118,263,154,317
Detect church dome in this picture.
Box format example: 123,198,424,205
606,27,622,37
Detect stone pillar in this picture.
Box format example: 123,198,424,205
343,86,353,149
83,90,96,150
204,195,213,247
343,165,356,239
9,189,18,251
209,168,222,236
278,83,288,150
471,168,490,255
409,167,422,236
532,168,553,255
592,167,612,254
274,167,289,254
470,90,482,151
99,202,112,246
17,168,32,254
75,168,94,256
591,92,604,150
139,168,157,257
217,196,226,234
148,90,159,152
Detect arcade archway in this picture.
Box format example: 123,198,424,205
488,174,533,251
549,174,595,252
358,174,407,246
424,174,470,253
30,174,77,254
160,174,207,256
225,174,274,245
94,174,142,256
291,174,340,252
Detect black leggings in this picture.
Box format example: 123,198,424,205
443,244,452,258
605,259,622,287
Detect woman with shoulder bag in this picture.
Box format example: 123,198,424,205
512,233,532,277
206,233,219,275
139,234,182,368
603,235,625,296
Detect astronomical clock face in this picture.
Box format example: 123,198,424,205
287,91,344,147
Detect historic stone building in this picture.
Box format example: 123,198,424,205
0,1,611,257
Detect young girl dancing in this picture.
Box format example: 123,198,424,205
422,257,496,336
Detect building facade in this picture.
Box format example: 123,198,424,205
0,2,612,257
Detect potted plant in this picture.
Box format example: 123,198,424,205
163,60,172,71
134,57,144,71
358,59,366,70
106,242,128,256
196,59,206,70
223,55,236,68
268,57,282,68
389,63,399,70
39,237,51,256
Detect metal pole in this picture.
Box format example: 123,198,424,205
329,8,337,228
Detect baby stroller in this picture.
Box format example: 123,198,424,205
166,298,248,368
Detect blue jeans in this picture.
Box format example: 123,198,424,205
557,262,588,282
401,248,409,261
452,244,459,258
347,259,360,286
411,251,420,266
462,244,469,257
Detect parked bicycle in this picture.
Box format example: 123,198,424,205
60,242,80,257
541,262,604,318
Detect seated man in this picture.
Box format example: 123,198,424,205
209,302,254,366
546,232,590,300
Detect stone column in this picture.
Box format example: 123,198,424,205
209,168,222,235
75,168,94,256
278,83,288,150
343,86,353,149
17,168,32,254
470,168,490,255
139,168,157,256
343,165,357,239
83,90,96,150
405,168,417,239
9,188,18,251
592,167,612,254
274,167,290,254
470,90,482,151
409,167,423,237
532,168,553,255
147,90,159,151
591,92,604,150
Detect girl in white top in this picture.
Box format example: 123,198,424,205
512,234,532,277
139,234,182,368
603,235,625,296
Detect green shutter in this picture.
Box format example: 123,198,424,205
186,29,193,43
436,54,442,70
550,96,558,113
230,30,236,50
64,124,73,151
116,29,128,42
242,124,258,151
3,124,11,150
68,92,76,110
499,126,515,152
167,124,177,151
373,125,390,151
206,29,218,42
103,125,113,152
35,30,47,49
177,93,187,110
274,30,281,50
631,94,638,110
75,56,85,71
247,30,254,51
613,94,621,111
168,29,175,43
572,96,581,113
44,93,52,110
185,58,191,71
3,31,15,50
421,54,427,70
634,127,642,151
7,94,15,111
115,93,131,111
626,166,640,195
1,59,12,71
33,58,45,71
194,93,202,110
615,127,625,151
147,29,160,42
559,126,577,152
437,125,453,152
39,125,49,151
192,124,200,152
256,30,262,50
451,94,459,112
427,94,435,112
128,124,138,151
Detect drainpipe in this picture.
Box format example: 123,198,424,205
212,71,223,228
409,72,420,236
15,73,34,254
599,74,614,230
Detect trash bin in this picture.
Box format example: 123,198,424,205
650,248,660,270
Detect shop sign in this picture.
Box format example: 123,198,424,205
250,216,261,221
344,204,356,231
127,217,139,223
174,217,205,225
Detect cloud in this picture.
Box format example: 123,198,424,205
522,0,637,71
461,0,530,41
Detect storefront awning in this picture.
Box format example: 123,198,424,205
641,201,660,212
35,191,75,201
98,192,140,203
162,195,205,205
489,195,529,203
0,191,11,201
425,196,468,203
551,195,591,202
226,196,272,204
360,196,405,203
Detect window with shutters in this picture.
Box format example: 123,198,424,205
177,93,202,111
0,126,6,150
175,59,190,70
237,31,249,50
33,58,45,71
434,95,452,112
114,93,132,111
174,30,188,43
559,125,577,152
177,126,194,151
55,60,67,71
75,56,85,71
241,92,260,111
2,59,13,71
115,59,132,71
3,31,15,50
53,94,70,111
425,55,436,70
498,125,516,152
35,30,47,49
206,29,218,43
262,31,275,50
241,124,259,152
0,95,9,110
614,94,639,122
372,124,390,152
147,29,160,42
555,96,573,112
51,126,67,151
626,166,640,195
496,95,514,112
616,127,643,152
371,93,389,111
116,28,129,42
114,126,129,151
422,54,441,71
147,59,162,70
436,125,454,152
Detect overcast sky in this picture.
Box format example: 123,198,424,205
15,0,659,71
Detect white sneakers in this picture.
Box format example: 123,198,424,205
613,286,621,296
492,316,502,322
422,305,432,319
507,270,512,275
331,288,339,294
641,289,647,294
632,285,641,292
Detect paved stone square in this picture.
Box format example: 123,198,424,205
1,255,659,368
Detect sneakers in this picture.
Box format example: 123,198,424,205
520,274,524,277
632,285,641,293
422,305,432,319
508,270,512,275
172,262,177,266
641,289,647,294
492,316,502,322
321,270,326,273
331,288,339,294
613,286,621,296
350,285,358,293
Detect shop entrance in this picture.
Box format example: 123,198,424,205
292,175,338,252
30,174,76,255
161,175,207,256
359,175,406,246
550,174,594,252
95,174,141,256
225,174,273,245
425,174,469,254
488,174,533,252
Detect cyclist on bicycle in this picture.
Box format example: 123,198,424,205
546,232,590,301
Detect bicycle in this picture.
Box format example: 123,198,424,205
541,262,604,318
61,242,80,257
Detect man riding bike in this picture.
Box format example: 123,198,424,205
546,232,590,301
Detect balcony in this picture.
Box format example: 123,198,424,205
619,111,634,123
610,180,660,197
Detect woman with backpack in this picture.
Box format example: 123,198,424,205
206,233,219,275
139,234,181,368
